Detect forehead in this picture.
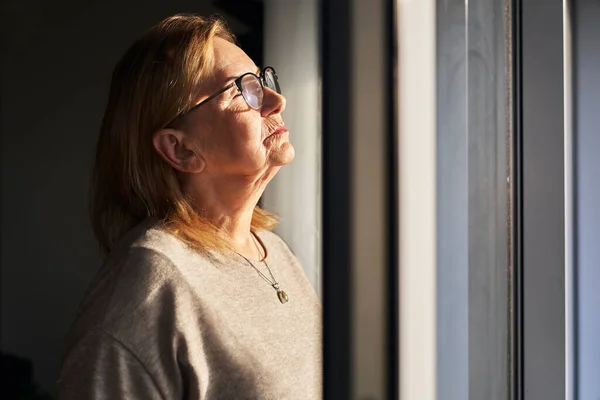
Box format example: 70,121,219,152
210,37,256,83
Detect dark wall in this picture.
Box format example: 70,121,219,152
0,0,261,394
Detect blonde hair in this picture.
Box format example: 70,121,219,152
91,14,277,254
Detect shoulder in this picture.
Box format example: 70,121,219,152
66,223,206,351
107,225,197,312
67,247,179,339
61,225,210,398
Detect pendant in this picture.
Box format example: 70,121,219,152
272,283,288,304
277,289,289,304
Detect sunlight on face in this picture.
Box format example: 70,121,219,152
184,38,295,177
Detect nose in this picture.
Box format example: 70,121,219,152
261,86,286,117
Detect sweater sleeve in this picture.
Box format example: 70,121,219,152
57,329,166,400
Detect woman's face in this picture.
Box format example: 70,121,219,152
182,37,294,177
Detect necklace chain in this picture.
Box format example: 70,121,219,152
251,231,267,262
237,253,279,289
236,232,289,304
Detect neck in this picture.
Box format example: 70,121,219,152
182,168,278,259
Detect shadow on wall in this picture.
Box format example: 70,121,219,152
0,0,263,394
1,352,54,399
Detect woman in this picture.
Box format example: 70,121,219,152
57,14,322,400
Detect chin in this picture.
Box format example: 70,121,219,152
271,142,295,166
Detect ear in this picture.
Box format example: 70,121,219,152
152,129,205,173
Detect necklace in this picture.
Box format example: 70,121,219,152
236,234,289,304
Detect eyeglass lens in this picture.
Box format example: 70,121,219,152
241,75,263,109
264,69,281,94
240,69,281,110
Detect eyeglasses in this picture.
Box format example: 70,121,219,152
165,66,281,128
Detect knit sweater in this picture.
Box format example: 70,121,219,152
57,218,322,400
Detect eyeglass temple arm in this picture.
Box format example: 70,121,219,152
165,82,236,127
187,82,236,113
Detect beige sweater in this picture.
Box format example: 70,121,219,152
57,219,322,400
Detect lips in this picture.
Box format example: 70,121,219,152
266,125,288,139
271,125,288,136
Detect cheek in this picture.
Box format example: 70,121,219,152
233,109,263,137
204,110,266,167
225,111,264,151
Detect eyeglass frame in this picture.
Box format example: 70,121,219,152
164,66,280,128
